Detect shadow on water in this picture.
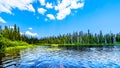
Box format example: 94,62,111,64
1,45,120,68
59,45,118,52
0,54,4,68
0,47,22,68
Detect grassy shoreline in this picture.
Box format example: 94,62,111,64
36,44,117,47
0,43,119,57
4,45,35,57
2,43,120,55
4,43,120,50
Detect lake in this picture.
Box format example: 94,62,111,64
1,46,120,68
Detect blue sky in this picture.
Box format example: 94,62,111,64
0,0,120,38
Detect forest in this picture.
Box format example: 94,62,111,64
0,24,120,53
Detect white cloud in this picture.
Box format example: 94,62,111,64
0,4,12,14
0,0,84,21
55,0,84,20
38,8,47,15
28,27,32,30
0,0,35,14
38,0,84,20
70,1,84,9
20,32,24,35
39,0,45,6
56,8,71,20
9,26,14,29
0,17,6,23
46,3,53,9
47,14,55,20
25,31,38,37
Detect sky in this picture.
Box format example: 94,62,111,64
0,0,120,38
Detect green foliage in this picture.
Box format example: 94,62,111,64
5,45,34,57
116,42,120,44
0,24,32,54
0,36,30,54
116,33,120,42
0,24,41,54
39,30,117,46
1,23,120,54
0,33,29,47
0,24,21,41
0,24,39,44
0,34,10,54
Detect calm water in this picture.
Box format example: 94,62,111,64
2,46,120,68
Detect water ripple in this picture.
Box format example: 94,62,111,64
16,46,120,68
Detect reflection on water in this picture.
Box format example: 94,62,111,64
2,46,120,68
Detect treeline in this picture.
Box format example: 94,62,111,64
0,24,38,44
0,24,21,41
1,24,120,45
0,24,39,54
39,30,120,45
0,24,35,54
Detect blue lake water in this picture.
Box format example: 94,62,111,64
3,46,120,68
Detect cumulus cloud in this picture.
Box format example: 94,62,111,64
38,0,84,20
25,31,38,37
56,8,71,20
47,14,55,20
28,27,32,30
38,8,47,15
55,0,84,20
0,17,6,23
46,3,53,9
0,0,84,21
39,0,45,6
70,0,84,9
0,0,35,14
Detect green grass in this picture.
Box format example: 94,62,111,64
5,45,34,57
0,34,35,54
116,42,120,44
36,43,115,47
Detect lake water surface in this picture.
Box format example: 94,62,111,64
2,46,120,68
